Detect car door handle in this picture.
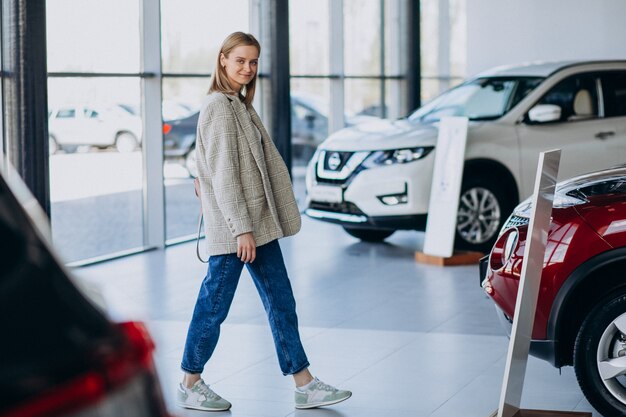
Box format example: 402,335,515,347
595,131,615,140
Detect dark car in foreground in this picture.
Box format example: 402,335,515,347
0,169,169,417
480,166,626,417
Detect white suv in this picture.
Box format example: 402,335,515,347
305,60,626,252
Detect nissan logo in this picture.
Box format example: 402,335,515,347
327,152,342,171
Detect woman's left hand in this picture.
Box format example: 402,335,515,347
236,232,256,263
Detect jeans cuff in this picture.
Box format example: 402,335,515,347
181,364,204,375
283,360,310,376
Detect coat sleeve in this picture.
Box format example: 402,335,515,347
199,101,253,237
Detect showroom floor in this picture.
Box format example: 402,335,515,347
75,216,600,417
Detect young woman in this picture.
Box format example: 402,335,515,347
176,32,351,412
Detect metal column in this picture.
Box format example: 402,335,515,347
406,0,421,112
1,0,50,216
140,0,165,249
268,0,292,173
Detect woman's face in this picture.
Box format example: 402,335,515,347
220,45,259,91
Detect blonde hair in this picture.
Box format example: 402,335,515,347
209,32,261,106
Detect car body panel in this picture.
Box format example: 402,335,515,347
576,196,626,248
321,119,437,151
484,167,626,341
486,208,612,339
516,119,623,192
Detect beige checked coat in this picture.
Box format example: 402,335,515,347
195,92,301,256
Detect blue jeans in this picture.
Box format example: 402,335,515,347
181,239,310,376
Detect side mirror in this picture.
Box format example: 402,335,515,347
527,104,561,123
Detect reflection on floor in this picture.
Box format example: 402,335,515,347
75,217,599,417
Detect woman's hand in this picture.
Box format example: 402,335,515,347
236,232,256,263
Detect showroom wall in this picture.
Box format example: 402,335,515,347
466,0,626,75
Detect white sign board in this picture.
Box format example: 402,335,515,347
423,116,469,258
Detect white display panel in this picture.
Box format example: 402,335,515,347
423,116,469,258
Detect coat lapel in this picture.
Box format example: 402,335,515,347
248,106,272,148
225,94,267,170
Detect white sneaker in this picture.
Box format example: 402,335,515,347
295,377,352,409
176,379,232,411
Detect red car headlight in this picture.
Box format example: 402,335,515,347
489,228,519,270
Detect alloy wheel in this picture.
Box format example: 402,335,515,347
597,312,626,405
456,186,501,245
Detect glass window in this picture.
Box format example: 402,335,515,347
161,0,249,74
509,78,544,110
291,78,330,167
410,77,541,122
538,75,598,122
290,0,330,75
449,0,467,79
46,0,140,73
162,77,209,242
344,0,381,76
56,109,75,119
420,0,439,81
386,79,406,119
48,78,143,263
345,79,381,118
601,71,626,118
84,109,99,119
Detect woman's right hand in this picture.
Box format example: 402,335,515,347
236,232,256,263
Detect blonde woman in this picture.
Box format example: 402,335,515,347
176,32,351,412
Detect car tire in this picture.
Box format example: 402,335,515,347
343,227,394,242
454,175,515,253
115,132,139,153
574,293,626,417
185,147,198,178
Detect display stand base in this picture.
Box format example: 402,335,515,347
415,250,484,266
489,409,591,417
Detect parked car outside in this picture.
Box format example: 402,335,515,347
0,167,170,417
48,104,142,154
119,100,195,122
163,92,379,177
305,60,626,252
480,166,626,417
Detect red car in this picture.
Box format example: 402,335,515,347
0,169,170,417
480,166,626,417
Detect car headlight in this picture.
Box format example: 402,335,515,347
503,229,518,262
489,228,518,270
554,193,586,207
362,146,433,168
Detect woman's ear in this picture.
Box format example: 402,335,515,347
219,53,226,68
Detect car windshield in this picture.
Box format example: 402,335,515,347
408,77,544,123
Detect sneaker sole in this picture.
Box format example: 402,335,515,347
295,392,352,409
176,401,231,411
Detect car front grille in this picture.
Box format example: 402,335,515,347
315,151,369,185
503,214,529,229
309,200,365,215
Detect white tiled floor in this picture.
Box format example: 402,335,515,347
74,217,599,416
